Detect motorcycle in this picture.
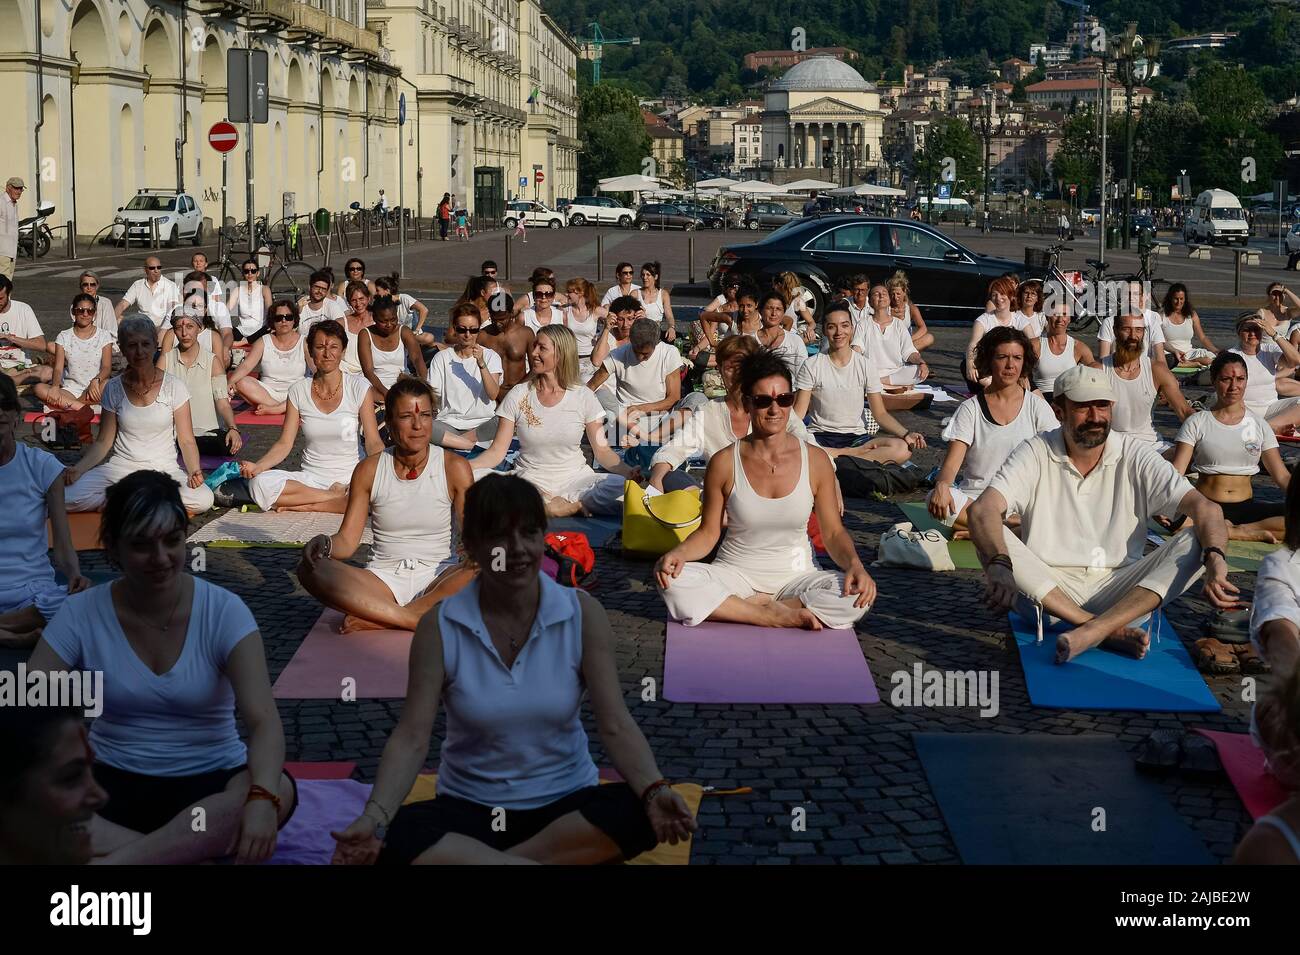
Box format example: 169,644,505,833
19,200,55,258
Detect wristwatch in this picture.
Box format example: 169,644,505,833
1201,546,1226,566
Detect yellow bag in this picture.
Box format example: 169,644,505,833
621,479,702,557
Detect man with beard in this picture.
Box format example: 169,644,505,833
478,291,533,399
967,364,1239,664
1103,311,1193,457
1097,280,1166,359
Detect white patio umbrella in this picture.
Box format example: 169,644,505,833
596,174,673,193
727,179,786,195
829,183,907,198
695,177,739,188
784,178,840,192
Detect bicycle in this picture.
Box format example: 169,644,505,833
211,219,314,298
1027,243,1104,333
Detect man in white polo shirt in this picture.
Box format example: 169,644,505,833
0,177,22,280
968,363,1239,664
115,255,181,330
0,274,50,386
587,317,698,446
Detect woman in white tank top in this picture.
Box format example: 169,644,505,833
655,349,876,631
563,277,607,384
358,296,427,397
298,378,476,633
227,300,307,413
633,262,677,343
339,282,374,377
226,259,272,340
1031,304,1096,396
1160,283,1218,367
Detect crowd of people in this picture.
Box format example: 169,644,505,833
1,248,1299,867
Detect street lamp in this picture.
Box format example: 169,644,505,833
1115,23,1160,250
980,85,993,233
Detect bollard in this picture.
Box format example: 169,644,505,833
65,221,76,260
362,216,370,249
596,233,604,285
504,233,512,281
150,217,160,249
1234,248,1242,297
688,234,695,284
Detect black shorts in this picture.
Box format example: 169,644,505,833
812,431,867,449
94,762,299,835
378,783,657,865
1168,498,1284,531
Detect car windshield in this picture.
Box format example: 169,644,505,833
124,195,176,211
1211,207,1244,220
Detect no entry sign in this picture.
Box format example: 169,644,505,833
208,122,239,153
534,170,545,184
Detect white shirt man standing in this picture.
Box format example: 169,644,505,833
0,177,22,280
115,256,182,330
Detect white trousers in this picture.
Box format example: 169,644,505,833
660,561,869,629
65,457,214,513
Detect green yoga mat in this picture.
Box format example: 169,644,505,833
1145,520,1279,574
895,501,983,570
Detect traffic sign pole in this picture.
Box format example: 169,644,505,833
208,122,240,264
398,93,406,281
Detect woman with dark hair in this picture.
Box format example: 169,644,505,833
34,292,113,411
454,275,493,328
1169,350,1291,542
243,319,383,513
226,299,307,416
656,350,876,630
331,473,696,865
226,258,273,345
633,261,677,343
28,470,296,863
1015,279,1045,337
929,326,1058,532
511,267,557,316
428,302,503,450
374,273,431,345
160,277,228,369
63,316,214,514
0,375,88,649
298,378,475,632
601,262,640,308
563,277,607,383
0,705,107,864
358,294,427,399
337,258,374,298
1160,283,1217,367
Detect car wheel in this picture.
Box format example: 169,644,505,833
191,222,203,246
549,219,561,229
168,226,180,248
504,218,517,230
747,220,759,231
637,220,649,231
570,214,586,227
618,216,632,228
711,219,723,229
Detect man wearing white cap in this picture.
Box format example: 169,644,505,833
0,177,23,280
967,363,1239,664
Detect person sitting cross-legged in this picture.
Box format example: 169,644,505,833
656,349,876,631
1102,311,1193,457
297,378,476,633
330,474,697,865
967,363,1240,664
586,318,703,447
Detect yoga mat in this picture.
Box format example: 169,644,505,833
273,609,413,699
1144,520,1280,574
1011,609,1220,713
234,410,286,426
401,773,705,865
188,510,373,547
48,512,102,550
268,778,370,865
1194,729,1289,820
664,619,879,704
548,515,621,548
24,410,101,425
914,733,1214,865
1278,433,1300,445
894,501,982,570
285,761,356,780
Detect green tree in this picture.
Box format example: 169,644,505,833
1051,110,1100,205
578,85,653,193
912,116,984,215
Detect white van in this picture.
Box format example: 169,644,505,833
1184,189,1249,246
915,197,974,219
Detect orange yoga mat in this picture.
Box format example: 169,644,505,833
48,512,103,550
272,609,414,699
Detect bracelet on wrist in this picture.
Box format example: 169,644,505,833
987,554,1013,571
363,798,392,827
640,778,670,806
246,784,281,812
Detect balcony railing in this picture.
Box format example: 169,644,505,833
327,17,358,48
354,28,380,56
288,1,329,38
253,0,293,23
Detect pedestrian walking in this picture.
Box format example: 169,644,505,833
0,177,23,281
1058,211,1070,241
513,213,527,244
437,193,451,241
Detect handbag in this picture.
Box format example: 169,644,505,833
32,405,95,448
621,479,702,557
874,521,955,572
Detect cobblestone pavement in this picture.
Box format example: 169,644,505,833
20,303,1280,865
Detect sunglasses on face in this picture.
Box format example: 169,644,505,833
80,282,98,288
72,307,95,314
348,266,364,273
455,324,481,334
747,392,796,409
483,270,497,276
535,291,554,298
619,271,633,277
243,268,259,275
273,313,295,322
145,265,162,271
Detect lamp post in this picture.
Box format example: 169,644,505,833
1115,24,1159,250
980,85,993,233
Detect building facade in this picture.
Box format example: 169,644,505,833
742,46,858,73
732,120,761,169
1025,78,1153,112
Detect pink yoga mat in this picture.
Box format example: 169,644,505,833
234,410,286,426
664,619,880,704
269,778,370,865
1194,729,1289,820
285,761,357,780
25,410,101,424
273,609,413,699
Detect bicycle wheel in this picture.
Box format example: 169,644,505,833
215,261,241,291
268,261,314,298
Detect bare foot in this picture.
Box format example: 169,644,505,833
254,406,276,415
340,614,387,633
1056,624,1150,663
544,496,583,518
1101,627,1151,659
766,602,823,631
951,528,971,541
1228,526,1277,544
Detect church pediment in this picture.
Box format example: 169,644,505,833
786,96,870,115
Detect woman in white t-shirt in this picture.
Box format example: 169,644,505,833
471,324,639,517
28,470,296,864
929,326,1059,531
242,319,383,513
964,274,1030,388
867,284,928,396
633,261,677,343
428,302,503,450
226,299,307,415
0,376,89,649
600,262,640,308
1230,313,1300,431
885,270,935,351
34,293,112,411
339,281,375,376
63,317,214,514
1170,351,1291,542
1015,279,1045,338
374,274,431,346
753,291,808,379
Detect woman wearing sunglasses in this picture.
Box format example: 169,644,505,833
600,262,640,308
33,293,113,412
226,259,273,347
656,349,876,631
226,299,307,416
1258,282,1300,344
428,303,502,451
75,272,119,342
337,258,374,299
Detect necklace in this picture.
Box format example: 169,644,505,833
313,375,342,402
125,369,160,401
750,443,781,474
395,449,428,480
123,579,184,632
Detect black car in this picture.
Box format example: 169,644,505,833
634,203,703,231
744,201,799,230
708,215,1029,322
676,202,727,229
1131,214,1155,237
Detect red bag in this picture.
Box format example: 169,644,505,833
544,531,597,589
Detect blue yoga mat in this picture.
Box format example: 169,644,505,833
1011,609,1220,713
914,733,1214,865
548,515,621,548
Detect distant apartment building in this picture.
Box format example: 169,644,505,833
1029,43,1072,69
733,120,763,169
1164,33,1238,52
743,46,859,72
1065,15,1101,53
984,128,1060,193
1024,79,1153,112
1000,58,1035,83
1046,59,1103,82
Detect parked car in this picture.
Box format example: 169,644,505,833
744,201,799,230
675,202,727,229
503,200,565,230
709,214,1028,322
564,195,635,227
1286,222,1300,255
634,203,703,231
1131,214,1155,236
112,189,205,246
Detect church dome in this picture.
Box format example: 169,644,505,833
770,56,874,92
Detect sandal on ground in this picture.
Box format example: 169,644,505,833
1135,728,1184,775
1178,733,1225,779
1194,637,1240,675
1207,609,1252,645
1234,643,1270,675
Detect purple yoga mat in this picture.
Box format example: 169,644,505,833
663,620,880,704
269,778,370,865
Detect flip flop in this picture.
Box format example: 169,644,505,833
1135,728,1184,775
1178,733,1225,780
1234,643,1270,675
1194,637,1240,675
1207,609,1252,645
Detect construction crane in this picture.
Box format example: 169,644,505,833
1056,0,1091,59
580,23,640,84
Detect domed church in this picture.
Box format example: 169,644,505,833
759,56,885,183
